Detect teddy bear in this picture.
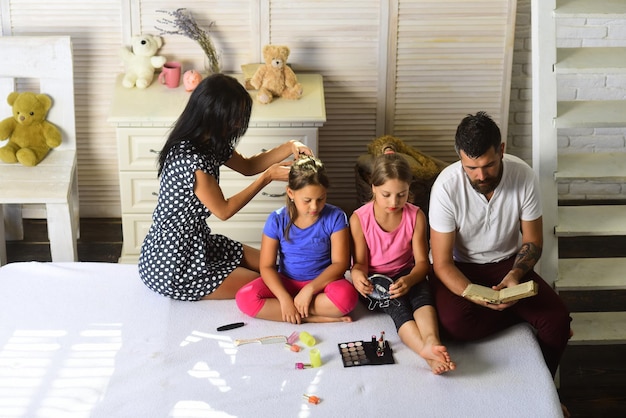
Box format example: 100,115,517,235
0,92,61,166
119,34,167,89
250,45,303,104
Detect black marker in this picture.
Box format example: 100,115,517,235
217,322,245,332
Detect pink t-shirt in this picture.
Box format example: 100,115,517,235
354,201,418,277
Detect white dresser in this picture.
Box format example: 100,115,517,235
108,73,325,263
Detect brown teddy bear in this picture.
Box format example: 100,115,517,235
250,45,303,104
0,91,61,166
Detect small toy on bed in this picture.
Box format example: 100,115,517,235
303,394,321,405
285,343,301,352
299,331,316,346
234,335,287,346
366,274,401,310
216,321,245,331
338,332,394,367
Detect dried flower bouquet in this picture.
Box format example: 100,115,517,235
155,8,221,74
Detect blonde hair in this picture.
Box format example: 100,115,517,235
284,156,329,240
370,153,413,195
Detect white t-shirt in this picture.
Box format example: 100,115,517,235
429,154,541,264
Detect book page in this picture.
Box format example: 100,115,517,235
462,284,500,302
462,281,537,304
499,281,537,302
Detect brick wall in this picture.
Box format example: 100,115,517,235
507,0,626,200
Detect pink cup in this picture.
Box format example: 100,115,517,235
159,61,181,88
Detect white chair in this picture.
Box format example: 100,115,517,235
0,36,79,265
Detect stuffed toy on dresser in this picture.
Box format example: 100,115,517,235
119,34,167,89
250,44,303,104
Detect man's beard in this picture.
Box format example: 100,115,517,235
470,178,498,195
468,164,503,196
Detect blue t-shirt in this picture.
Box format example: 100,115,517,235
263,204,348,281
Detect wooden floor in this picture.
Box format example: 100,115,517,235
5,218,626,417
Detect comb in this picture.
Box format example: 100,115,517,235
234,335,288,346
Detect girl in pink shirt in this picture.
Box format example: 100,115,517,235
350,153,455,374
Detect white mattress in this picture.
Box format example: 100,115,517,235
0,262,562,418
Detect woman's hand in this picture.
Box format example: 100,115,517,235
290,140,313,159
264,160,293,182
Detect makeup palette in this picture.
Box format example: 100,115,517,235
338,334,394,367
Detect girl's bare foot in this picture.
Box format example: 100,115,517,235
419,343,456,374
303,315,353,323
426,358,454,375
419,343,452,365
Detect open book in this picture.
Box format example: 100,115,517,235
462,280,538,304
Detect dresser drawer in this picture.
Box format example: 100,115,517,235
119,169,289,215
241,127,317,156
119,172,159,213
122,212,269,259
117,127,169,171
218,170,288,213
206,213,269,249
117,126,316,173
121,213,153,257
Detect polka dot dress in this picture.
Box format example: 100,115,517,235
138,142,244,301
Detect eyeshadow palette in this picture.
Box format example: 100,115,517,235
338,335,394,367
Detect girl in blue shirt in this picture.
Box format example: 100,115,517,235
236,156,358,324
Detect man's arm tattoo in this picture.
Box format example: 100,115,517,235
513,242,542,276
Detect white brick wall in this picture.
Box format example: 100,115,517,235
508,0,626,200
507,0,532,160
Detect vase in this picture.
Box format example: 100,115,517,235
203,52,222,76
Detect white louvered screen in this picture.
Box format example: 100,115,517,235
135,1,255,74
390,0,516,163
266,0,386,211
0,0,516,217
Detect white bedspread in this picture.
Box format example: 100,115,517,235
0,262,562,417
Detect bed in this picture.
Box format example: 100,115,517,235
0,262,563,417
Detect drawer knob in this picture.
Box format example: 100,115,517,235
262,191,286,198
149,149,159,154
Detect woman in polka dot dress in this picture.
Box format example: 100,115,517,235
138,74,313,301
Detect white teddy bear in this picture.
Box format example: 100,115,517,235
119,34,167,89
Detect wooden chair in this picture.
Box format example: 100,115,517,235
0,36,79,265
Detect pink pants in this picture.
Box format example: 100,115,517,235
236,274,358,317
429,257,572,377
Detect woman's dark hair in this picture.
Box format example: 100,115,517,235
454,111,501,158
157,73,253,176
284,156,330,240
370,153,413,188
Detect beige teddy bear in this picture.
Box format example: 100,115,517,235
250,45,303,104
0,92,61,166
119,34,167,89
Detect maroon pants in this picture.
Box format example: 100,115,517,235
429,257,571,377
